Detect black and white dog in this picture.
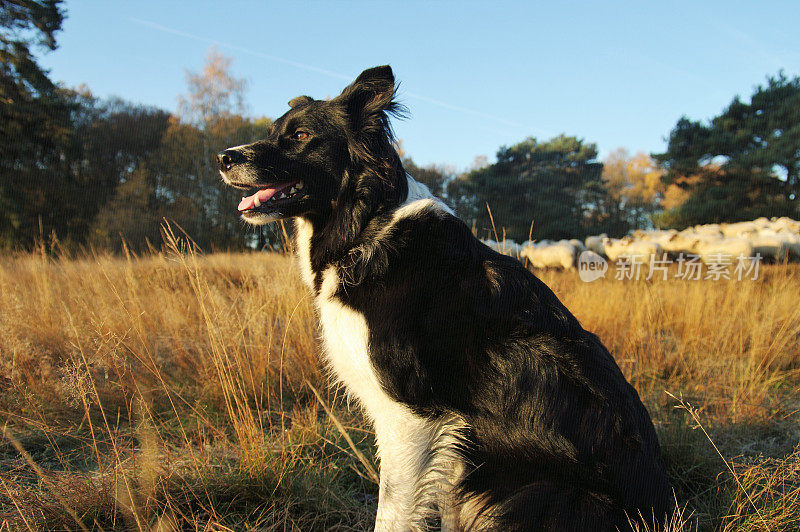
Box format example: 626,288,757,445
218,66,673,531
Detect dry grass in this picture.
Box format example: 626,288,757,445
0,234,798,530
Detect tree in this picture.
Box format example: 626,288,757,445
93,49,271,252
92,112,271,253
177,48,247,127
68,89,171,242
0,1,66,155
174,47,258,249
89,166,163,251
447,134,606,241
654,72,800,227
602,148,664,230
0,0,73,248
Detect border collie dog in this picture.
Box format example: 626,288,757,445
218,66,672,531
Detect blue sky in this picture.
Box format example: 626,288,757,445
41,1,800,170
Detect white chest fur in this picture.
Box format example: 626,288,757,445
315,265,459,531
292,177,450,418
294,217,399,420
292,180,461,530
316,266,395,419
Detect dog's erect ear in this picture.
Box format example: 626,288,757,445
288,95,314,108
331,66,408,216
336,65,403,129
347,65,395,106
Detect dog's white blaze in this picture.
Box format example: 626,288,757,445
316,266,440,530
294,218,315,289
295,175,460,530
317,267,383,404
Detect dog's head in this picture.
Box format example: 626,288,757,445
218,65,408,231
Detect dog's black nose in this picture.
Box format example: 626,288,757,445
217,149,245,172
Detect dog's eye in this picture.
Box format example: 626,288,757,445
293,131,309,141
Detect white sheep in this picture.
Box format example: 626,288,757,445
754,217,771,228
500,239,523,257
603,237,662,264
636,229,678,250
622,241,663,264
482,239,500,252
662,233,716,258
568,239,587,253
584,234,607,256
602,237,625,262
521,242,577,270
694,238,754,265
721,221,758,238
692,224,723,237
770,217,800,233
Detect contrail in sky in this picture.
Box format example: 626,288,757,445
130,18,353,81
130,17,545,135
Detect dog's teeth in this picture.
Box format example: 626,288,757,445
253,196,261,207
296,182,303,189
290,187,297,195
280,192,287,199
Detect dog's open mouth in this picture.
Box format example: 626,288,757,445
236,180,306,214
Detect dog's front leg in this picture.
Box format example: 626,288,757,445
372,405,435,532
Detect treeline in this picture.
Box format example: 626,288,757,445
2,2,799,251
1,2,278,252
406,69,800,242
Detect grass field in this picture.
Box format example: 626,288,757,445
0,235,798,530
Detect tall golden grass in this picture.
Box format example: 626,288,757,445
0,234,798,530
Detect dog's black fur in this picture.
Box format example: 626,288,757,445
219,66,673,531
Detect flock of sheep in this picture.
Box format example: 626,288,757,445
482,217,800,269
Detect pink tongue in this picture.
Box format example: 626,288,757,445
237,186,280,212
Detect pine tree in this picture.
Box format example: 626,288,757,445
448,135,605,241
654,72,800,227
0,0,72,248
